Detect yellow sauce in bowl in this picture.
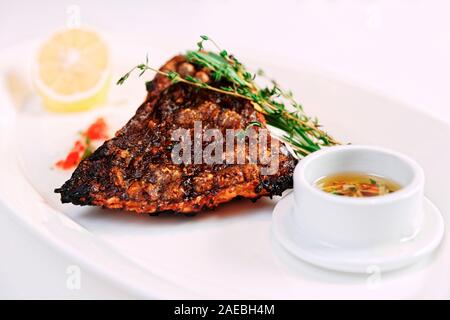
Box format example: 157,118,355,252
315,172,401,197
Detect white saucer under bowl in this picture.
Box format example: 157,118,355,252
272,193,445,273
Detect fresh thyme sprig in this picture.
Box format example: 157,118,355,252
117,36,339,158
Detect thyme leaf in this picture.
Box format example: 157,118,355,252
117,36,340,158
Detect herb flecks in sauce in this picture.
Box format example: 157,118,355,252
315,172,401,197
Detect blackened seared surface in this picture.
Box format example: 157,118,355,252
55,55,296,213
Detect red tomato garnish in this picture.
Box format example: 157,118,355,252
65,151,80,166
55,117,109,170
55,150,80,170
85,118,108,140
73,140,85,153
55,160,65,168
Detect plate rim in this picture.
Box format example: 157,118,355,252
1,39,450,298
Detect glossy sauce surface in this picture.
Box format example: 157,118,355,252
315,172,401,197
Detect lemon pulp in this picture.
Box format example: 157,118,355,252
34,28,110,112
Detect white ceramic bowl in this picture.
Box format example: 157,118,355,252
293,145,425,248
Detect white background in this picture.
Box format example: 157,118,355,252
1,0,449,298
1,0,449,123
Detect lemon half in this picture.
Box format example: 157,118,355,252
33,28,110,112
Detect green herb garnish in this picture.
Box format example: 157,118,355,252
117,36,339,158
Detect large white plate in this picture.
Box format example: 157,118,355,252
0,39,449,299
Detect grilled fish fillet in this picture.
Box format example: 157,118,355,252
55,55,296,214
